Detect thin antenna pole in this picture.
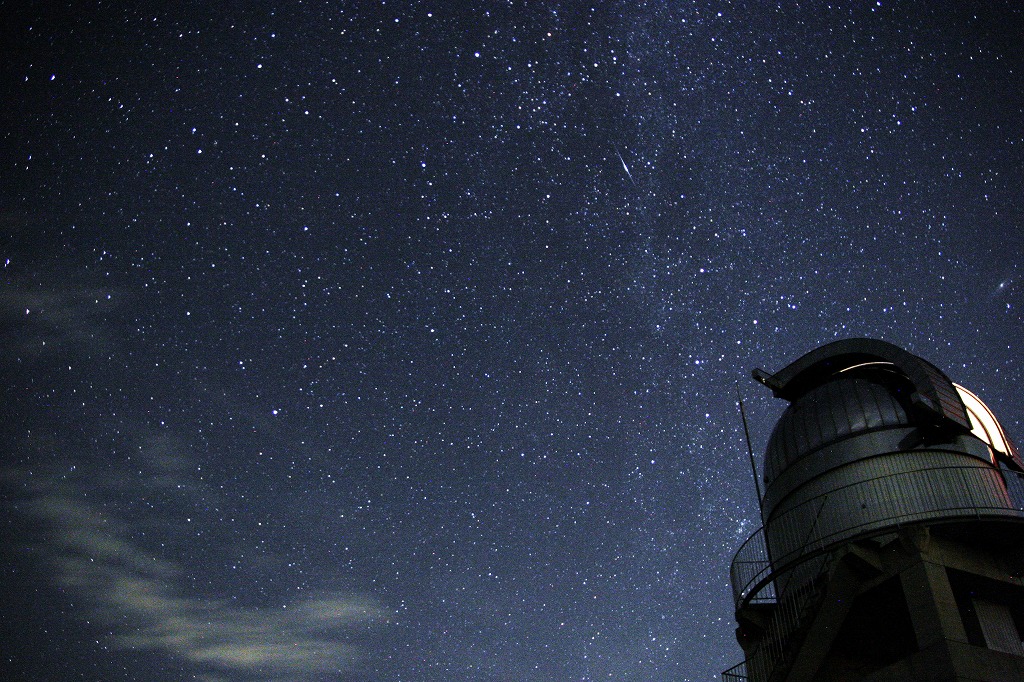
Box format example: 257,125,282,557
737,386,765,525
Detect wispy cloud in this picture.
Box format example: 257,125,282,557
3,282,391,679
0,287,126,364
7,437,389,681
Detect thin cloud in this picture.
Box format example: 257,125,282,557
4,282,391,679
8,448,390,681
0,287,126,364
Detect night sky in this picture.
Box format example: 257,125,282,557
3,2,1023,681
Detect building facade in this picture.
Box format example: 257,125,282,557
723,339,1024,682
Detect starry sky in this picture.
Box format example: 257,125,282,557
2,2,1023,681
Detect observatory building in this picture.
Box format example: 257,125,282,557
723,339,1024,682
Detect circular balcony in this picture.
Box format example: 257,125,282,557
730,464,1024,611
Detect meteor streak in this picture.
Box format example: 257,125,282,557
614,145,636,186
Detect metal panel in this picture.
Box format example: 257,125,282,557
764,377,908,485
973,598,1024,656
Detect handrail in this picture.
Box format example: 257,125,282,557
723,465,1024,681
721,660,747,681
730,465,1024,609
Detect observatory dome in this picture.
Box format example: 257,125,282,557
762,365,912,487
750,338,1023,569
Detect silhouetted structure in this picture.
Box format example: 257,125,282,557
723,339,1024,681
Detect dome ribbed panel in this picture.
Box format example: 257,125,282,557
764,378,909,484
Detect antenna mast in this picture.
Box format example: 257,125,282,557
736,386,764,523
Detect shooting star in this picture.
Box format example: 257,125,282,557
614,145,636,186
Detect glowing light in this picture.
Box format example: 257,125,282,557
955,383,1012,456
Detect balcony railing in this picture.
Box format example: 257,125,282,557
722,465,1024,681
730,464,1024,610
721,660,747,681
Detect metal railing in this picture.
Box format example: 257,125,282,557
730,465,1024,610
721,660,747,681
722,465,1024,681
740,554,831,682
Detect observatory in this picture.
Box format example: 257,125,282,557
723,339,1024,682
